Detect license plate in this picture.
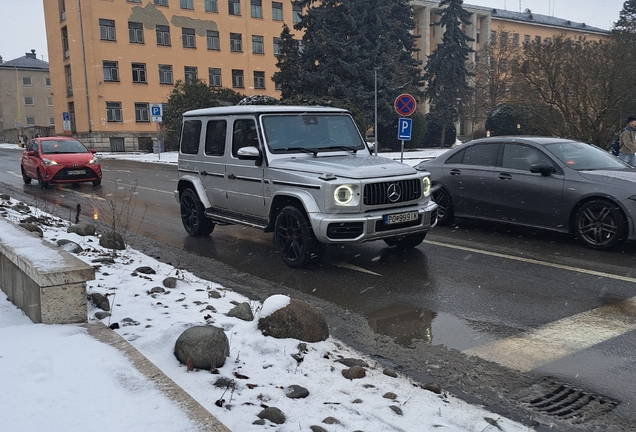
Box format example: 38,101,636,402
384,211,418,225
67,169,85,175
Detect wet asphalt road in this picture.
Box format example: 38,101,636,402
2,147,636,431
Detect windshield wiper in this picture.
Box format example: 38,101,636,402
321,145,358,154
281,147,317,156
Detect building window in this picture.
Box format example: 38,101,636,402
500,31,508,46
154,0,168,5
180,0,193,9
24,97,34,106
230,33,242,52
523,34,530,45
59,0,66,20
48,96,53,106
159,64,173,84
132,63,147,83
254,71,265,89
272,2,282,20
209,68,222,86
205,0,217,12
476,29,480,44
185,66,198,83
511,33,519,47
45,77,51,86
22,77,32,86
292,4,302,23
49,117,55,126
129,22,144,43
182,28,196,48
250,0,262,18
65,65,73,96
106,102,122,122
207,30,220,50
103,61,119,82
229,0,240,15
135,103,150,122
61,26,69,58
231,69,244,88
156,25,171,46
274,80,281,90
99,19,116,41
490,31,496,44
26,116,36,126
127,0,141,2
534,35,541,45
545,37,552,46
273,37,281,54
252,35,264,54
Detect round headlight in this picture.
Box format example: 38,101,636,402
334,185,354,205
422,176,431,197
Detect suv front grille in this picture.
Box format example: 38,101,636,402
363,179,421,206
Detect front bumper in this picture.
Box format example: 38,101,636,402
310,201,438,244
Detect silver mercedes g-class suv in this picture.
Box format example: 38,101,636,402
175,105,437,268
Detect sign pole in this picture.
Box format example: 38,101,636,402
156,121,160,160
401,140,404,163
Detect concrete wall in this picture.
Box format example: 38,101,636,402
0,219,95,324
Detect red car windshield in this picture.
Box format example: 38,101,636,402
41,140,89,154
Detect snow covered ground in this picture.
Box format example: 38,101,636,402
1,142,531,431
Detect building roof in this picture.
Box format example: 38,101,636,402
466,4,608,34
0,50,49,71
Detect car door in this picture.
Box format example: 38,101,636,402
441,143,499,219
199,118,229,210
490,143,564,227
22,140,39,177
226,117,267,220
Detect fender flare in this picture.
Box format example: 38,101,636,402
177,175,212,208
272,188,321,214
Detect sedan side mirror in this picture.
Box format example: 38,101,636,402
530,163,555,177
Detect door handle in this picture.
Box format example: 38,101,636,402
498,173,512,180
200,171,208,176
449,169,461,175
228,174,236,180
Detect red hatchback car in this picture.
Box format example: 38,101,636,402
21,137,102,188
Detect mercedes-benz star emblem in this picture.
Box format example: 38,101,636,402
387,183,402,203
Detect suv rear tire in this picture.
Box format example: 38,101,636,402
180,188,215,236
274,205,325,268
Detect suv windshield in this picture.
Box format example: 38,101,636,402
262,114,366,154
545,141,630,171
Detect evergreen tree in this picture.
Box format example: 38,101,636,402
422,0,474,146
615,0,636,33
274,0,423,145
161,80,244,150
272,25,302,99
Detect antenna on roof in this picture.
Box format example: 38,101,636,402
519,0,522,13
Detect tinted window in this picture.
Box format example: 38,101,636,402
462,143,500,166
181,120,202,155
502,144,554,171
232,119,258,156
545,141,629,170
205,120,227,156
445,148,465,164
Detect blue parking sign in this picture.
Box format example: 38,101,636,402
150,104,162,116
398,118,412,141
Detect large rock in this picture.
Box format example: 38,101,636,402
99,231,125,250
258,298,328,342
67,223,96,236
174,325,229,370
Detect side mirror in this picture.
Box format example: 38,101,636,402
90,149,97,154
530,162,555,177
26,150,35,156
367,141,376,152
237,146,263,165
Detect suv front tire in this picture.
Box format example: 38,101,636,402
274,205,325,268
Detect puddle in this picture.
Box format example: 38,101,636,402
366,306,498,351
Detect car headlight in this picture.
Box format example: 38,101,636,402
41,158,58,166
334,185,354,205
88,156,99,164
422,176,431,197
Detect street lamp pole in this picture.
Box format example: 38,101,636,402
374,68,378,156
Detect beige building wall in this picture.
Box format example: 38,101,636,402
44,0,299,151
0,52,53,143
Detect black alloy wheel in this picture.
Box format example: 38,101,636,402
383,232,427,249
180,188,214,236
432,187,454,225
21,166,31,184
574,199,626,250
274,205,325,268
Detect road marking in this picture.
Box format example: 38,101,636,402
463,296,636,372
423,240,636,371
322,259,382,276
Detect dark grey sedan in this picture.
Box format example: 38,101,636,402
416,136,636,249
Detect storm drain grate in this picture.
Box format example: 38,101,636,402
515,378,619,424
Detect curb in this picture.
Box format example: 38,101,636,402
85,321,231,432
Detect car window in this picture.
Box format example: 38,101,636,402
461,143,500,167
41,140,88,154
27,141,37,152
232,119,258,157
204,119,227,157
181,120,202,155
545,141,630,170
502,144,554,171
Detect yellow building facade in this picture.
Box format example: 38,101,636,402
43,0,608,151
